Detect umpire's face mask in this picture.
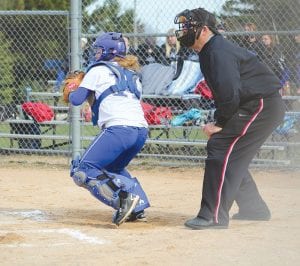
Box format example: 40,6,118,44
174,10,202,47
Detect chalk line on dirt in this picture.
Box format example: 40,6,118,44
0,228,109,247
0,209,109,246
0,209,48,221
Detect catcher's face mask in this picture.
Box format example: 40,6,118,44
93,46,105,61
174,9,203,47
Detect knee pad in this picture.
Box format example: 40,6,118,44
71,165,138,210
70,155,81,177
72,171,88,188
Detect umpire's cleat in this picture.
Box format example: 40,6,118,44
184,217,228,230
232,211,271,221
126,210,147,223
113,193,140,226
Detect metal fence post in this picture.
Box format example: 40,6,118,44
70,0,82,160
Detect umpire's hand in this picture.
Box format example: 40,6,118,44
203,123,222,138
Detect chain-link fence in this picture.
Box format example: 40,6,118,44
0,0,300,168
0,11,70,163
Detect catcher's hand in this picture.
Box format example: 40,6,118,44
62,70,85,103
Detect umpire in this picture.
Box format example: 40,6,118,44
174,8,285,229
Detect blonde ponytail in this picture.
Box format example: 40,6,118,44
113,55,140,72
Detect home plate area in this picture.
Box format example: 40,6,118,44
0,209,109,247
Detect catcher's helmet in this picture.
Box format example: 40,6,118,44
91,32,126,62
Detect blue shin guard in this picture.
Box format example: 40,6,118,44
71,158,150,211
131,178,150,212
72,166,142,210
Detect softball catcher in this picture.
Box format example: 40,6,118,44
64,32,150,226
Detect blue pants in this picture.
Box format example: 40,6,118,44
72,126,150,212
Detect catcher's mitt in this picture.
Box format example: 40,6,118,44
62,70,85,103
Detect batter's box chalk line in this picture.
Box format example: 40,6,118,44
37,228,109,245
0,209,48,221
0,210,109,246
0,228,109,247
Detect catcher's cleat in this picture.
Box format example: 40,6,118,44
184,217,228,230
126,210,147,223
113,193,140,226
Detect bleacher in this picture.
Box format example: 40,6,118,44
0,89,299,167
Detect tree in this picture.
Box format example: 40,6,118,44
0,32,14,88
83,0,144,34
0,0,69,10
220,0,300,30
0,31,22,106
0,1,71,107
0,0,24,10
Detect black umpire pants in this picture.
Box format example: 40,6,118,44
198,94,285,225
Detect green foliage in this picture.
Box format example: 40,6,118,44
221,0,300,30
0,0,24,10
0,32,15,88
0,0,69,10
0,88,17,105
0,31,27,105
83,0,144,34
0,0,70,86
1,14,68,87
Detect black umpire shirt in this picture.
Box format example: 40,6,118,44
199,34,282,127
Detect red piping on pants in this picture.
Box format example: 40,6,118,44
214,98,264,223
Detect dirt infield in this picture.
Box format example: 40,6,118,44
0,158,299,266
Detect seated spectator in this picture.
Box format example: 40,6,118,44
177,46,198,61
161,28,180,66
55,37,91,91
216,22,227,36
135,36,169,66
260,34,287,84
239,22,264,58
172,46,199,81
294,32,300,94
81,37,90,69
286,31,300,94
54,57,69,92
123,36,137,55
82,37,97,70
